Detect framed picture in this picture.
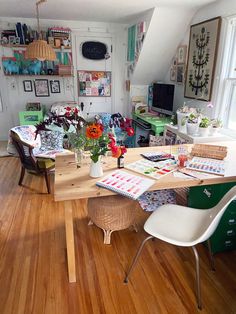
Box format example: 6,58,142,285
34,79,49,97
176,65,185,84
184,17,221,101
23,80,33,92
78,70,111,97
50,80,61,93
26,102,41,111
170,67,177,81
177,45,187,64
9,36,16,45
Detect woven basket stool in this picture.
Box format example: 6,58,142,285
87,195,138,244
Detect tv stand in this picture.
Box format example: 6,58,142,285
132,112,171,135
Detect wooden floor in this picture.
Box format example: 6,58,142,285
0,156,236,314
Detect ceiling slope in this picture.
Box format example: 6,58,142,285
131,6,195,84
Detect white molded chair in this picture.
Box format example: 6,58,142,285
124,186,236,310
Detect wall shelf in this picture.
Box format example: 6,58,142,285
4,74,74,77
1,44,72,50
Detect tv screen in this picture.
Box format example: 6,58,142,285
152,83,175,116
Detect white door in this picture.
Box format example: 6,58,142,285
73,34,112,118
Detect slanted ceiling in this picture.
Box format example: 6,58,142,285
0,0,216,23
131,6,195,84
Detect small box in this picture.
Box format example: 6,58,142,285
19,110,44,125
55,65,73,75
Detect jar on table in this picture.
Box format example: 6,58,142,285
178,147,188,168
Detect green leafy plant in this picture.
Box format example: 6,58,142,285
182,113,199,124
211,118,223,128
199,116,210,128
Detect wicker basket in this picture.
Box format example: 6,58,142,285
191,144,227,160
87,195,138,244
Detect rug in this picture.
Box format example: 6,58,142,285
0,141,11,157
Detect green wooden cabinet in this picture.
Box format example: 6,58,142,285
188,183,236,254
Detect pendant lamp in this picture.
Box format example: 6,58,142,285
25,0,56,61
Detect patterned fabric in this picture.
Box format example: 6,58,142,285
138,189,176,212
7,125,41,155
38,131,64,152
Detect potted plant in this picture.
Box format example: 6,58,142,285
185,113,200,136
199,116,210,137
176,104,190,133
210,118,223,135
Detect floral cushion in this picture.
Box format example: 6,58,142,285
38,130,64,152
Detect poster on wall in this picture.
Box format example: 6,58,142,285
184,17,221,101
78,70,111,97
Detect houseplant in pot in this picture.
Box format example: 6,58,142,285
199,116,210,137
185,113,200,136
176,104,191,133
210,118,223,135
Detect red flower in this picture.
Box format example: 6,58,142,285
65,106,71,111
73,108,79,114
126,127,135,137
111,145,122,158
120,146,127,155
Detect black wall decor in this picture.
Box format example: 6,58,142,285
81,41,108,60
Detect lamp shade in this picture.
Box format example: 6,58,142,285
25,40,56,61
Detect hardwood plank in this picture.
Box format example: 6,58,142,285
0,156,236,313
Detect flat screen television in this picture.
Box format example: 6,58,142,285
152,83,175,116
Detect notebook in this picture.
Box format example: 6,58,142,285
96,170,155,200
125,159,177,180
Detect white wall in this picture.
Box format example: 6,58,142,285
0,17,127,140
164,0,236,117
131,6,195,85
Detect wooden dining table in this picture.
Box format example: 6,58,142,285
54,141,236,283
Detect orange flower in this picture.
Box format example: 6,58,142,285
86,123,103,139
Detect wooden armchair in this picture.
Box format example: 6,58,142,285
10,131,54,193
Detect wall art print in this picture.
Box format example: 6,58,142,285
184,17,221,101
78,70,111,97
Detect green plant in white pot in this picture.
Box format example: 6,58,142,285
210,118,223,135
185,113,200,136
177,105,197,133
199,116,210,137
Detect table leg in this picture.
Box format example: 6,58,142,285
64,200,76,283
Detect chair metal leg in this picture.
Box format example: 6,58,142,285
44,171,51,194
18,166,25,185
207,239,216,271
192,246,202,310
124,235,154,283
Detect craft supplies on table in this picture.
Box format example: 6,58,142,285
125,159,177,180
186,157,225,176
141,151,174,162
96,170,155,200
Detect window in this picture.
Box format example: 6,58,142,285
215,16,236,132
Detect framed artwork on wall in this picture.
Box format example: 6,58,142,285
184,16,221,101
50,80,61,93
170,67,177,81
34,79,50,97
78,70,111,97
176,65,185,84
23,80,33,92
177,45,187,64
